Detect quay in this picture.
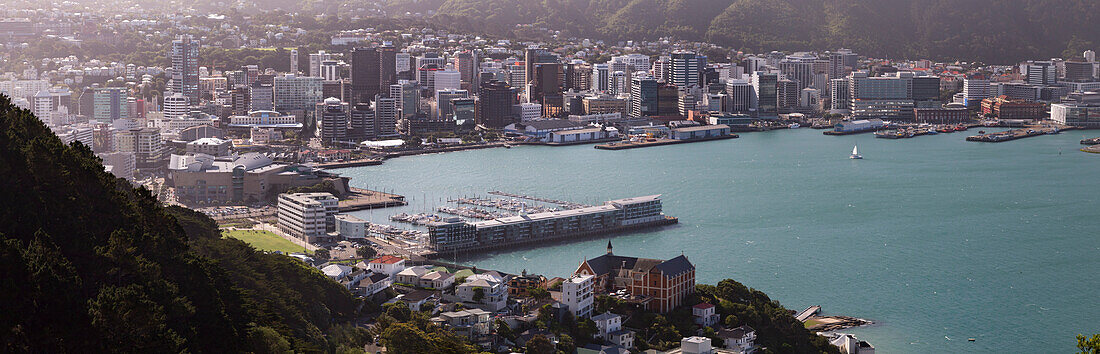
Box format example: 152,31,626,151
423,216,678,259
516,136,622,146
313,158,383,169
338,187,407,211
595,134,737,150
965,127,1062,142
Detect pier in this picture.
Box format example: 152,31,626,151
594,134,738,150
965,127,1062,142
486,191,592,209
796,305,822,322
338,188,407,211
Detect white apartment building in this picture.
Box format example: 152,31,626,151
561,274,595,319
278,192,338,243
335,214,369,239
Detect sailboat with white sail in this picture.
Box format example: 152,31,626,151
850,145,862,159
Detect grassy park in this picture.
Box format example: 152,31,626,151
222,229,312,255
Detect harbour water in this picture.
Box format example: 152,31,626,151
337,128,1100,353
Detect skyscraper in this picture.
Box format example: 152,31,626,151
630,76,659,118
379,44,398,89
349,102,375,141
670,51,705,89
309,51,332,78
477,80,516,128
373,95,399,138
93,87,128,121
1021,61,1057,86
317,97,349,146
751,72,779,117
525,48,558,87
171,35,200,105
454,51,478,90
350,47,381,106
290,49,299,74
724,80,753,114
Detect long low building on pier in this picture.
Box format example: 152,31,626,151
426,195,672,254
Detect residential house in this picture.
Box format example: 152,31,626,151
592,312,634,349
391,290,437,311
419,270,455,289
356,272,391,298
717,325,756,354
693,303,720,327
367,255,407,276
395,265,430,285
508,270,547,297
456,272,510,311
431,309,493,338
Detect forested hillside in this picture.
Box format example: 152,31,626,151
0,95,370,352
415,0,1100,62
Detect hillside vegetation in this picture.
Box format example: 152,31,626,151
415,0,1100,62
0,94,369,352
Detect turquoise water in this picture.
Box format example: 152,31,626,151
337,128,1100,353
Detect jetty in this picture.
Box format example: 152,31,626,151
966,127,1061,142
796,305,822,322
338,188,407,211
594,134,737,150
487,191,592,209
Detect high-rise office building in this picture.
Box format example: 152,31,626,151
751,72,779,117
249,82,274,112
321,60,340,81
848,71,916,120
477,80,516,128
273,74,324,112
317,97,349,146
592,64,610,92
290,49,299,74
435,89,468,119
454,51,478,89
451,97,476,123
390,80,420,119
93,87,128,121
829,78,850,110
171,35,200,105
566,61,592,91
724,80,753,114
349,103,375,141
162,93,189,119
963,77,991,107
1021,61,1057,86
777,79,800,109
309,51,333,78
373,95,399,138
379,44,398,89
779,58,815,91
670,51,705,89
630,76,659,118
350,47,381,106
525,48,559,87
1064,60,1095,82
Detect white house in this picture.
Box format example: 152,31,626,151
693,303,719,327
365,255,406,277
431,309,493,338
718,325,756,353
592,312,634,349
456,273,509,311
356,272,391,297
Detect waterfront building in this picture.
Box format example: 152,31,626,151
834,119,885,133
669,125,731,140
278,192,338,243
427,195,670,254
913,104,970,124
725,80,754,114
630,76,659,118
561,274,595,319
981,96,1045,120
373,96,400,138
171,35,200,105
751,72,779,118
848,71,915,120
572,242,695,313
168,152,344,204
1051,102,1100,128
545,127,619,144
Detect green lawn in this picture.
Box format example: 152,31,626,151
803,319,822,329
223,230,312,255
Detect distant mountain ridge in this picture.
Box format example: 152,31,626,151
417,0,1100,62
